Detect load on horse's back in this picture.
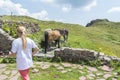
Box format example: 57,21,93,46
47,30,61,42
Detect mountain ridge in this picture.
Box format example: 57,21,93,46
86,19,120,27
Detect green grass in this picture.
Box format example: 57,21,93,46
1,15,120,57
29,67,80,80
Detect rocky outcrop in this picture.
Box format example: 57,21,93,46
1,20,40,34
0,28,14,54
54,47,120,65
86,19,109,27
0,19,40,54
0,15,40,33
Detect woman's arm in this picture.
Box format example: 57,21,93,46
8,51,16,57
32,47,39,56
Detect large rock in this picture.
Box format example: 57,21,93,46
54,47,120,65
54,48,98,62
0,28,14,54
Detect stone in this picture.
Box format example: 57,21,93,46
112,72,117,75
78,66,84,70
0,64,7,68
54,47,120,65
32,68,39,73
35,62,43,65
103,56,111,62
54,48,97,63
0,75,8,80
79,76,86,80
4,70,11,75
40,62,51,69
0,28,14,53
61,70,68,73
79,71,85,74
61,63,72,68
9,70,18,78
96,78,106,80
87,76,94,80
112,78,117,80
10,73,20,80
72,64,79,69
96,72,103,76
87,67,98,72
0,68,6,74
87,73,95,77
40,64,50,69
53,63,60,67
56,66,64,70
101,65,113,71
103,74,112,79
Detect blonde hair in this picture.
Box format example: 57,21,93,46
17,26,27,50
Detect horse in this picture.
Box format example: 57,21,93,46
40,29,61,53
54,28,69,42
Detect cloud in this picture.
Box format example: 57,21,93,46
62,5,71,12
30,10,49,20
56,0,95,8
0,0,48,20
83,0,97,11
40,0,97,11
108,7,120,13
0,0,29,15
40,0,54,3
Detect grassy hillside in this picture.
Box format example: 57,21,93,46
1,15,120,57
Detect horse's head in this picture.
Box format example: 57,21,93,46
64,29,69,41
53,28,69,42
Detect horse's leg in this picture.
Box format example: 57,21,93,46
55,40,57,47
54,40,60,48
66,31,68,41
48,42,50,51
44,31,49,53
58,39,60,48
63,35,66,42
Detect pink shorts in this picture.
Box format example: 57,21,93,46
19,68,30,80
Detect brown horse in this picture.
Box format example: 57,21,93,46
40,29,61,53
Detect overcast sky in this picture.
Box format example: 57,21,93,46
0,0,120,26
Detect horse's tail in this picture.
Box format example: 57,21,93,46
44,31,49,53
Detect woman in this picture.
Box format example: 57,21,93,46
9,26,39,80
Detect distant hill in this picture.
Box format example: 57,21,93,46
86,19,120,27
1,15,120,57
86,19,109,27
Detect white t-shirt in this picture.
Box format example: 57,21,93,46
11,37,38,70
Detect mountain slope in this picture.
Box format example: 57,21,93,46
1,15,120,57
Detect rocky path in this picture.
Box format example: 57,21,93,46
0,64,19,80
0,62,118,80
34,48,55,58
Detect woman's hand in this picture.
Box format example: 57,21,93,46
8,51,16,57
32,47,39,56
